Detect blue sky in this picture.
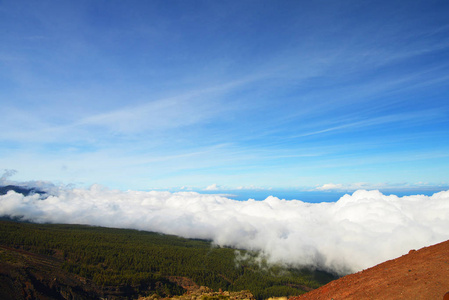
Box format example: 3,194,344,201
1,0,449,197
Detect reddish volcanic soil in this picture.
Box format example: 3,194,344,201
290,240,449,300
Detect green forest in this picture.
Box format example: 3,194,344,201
0,220,336,299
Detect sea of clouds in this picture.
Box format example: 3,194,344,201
1,183,449,275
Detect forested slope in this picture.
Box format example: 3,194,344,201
0,221,336,299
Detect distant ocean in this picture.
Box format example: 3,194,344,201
198,190,346,203
197,189,446,203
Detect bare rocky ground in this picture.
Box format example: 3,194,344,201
138,276,255,300
289,239,449,300
138,286,255,300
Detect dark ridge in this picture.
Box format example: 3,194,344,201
0,185,46,196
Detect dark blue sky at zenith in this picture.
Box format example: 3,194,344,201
0,0,448,198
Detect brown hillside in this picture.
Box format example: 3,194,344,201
290,240,449,300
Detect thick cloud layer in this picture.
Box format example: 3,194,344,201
1,185,448,275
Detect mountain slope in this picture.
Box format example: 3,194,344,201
0,221,335,299
290,239,449,300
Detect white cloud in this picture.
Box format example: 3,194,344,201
1,184,449,275
203,184,271,191
204,184,219,191
236,185,271,190
314,182,428,192
0,169,17,184
315,183,344,191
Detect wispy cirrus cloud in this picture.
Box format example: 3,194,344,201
1,1,448,191
288,110,444,139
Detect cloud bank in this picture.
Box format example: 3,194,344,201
1,184,448,275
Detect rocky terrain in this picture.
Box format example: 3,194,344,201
0,244,255,300
0,245,127,300
0,245,190,300
138,285,255,300
289,239,449,300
